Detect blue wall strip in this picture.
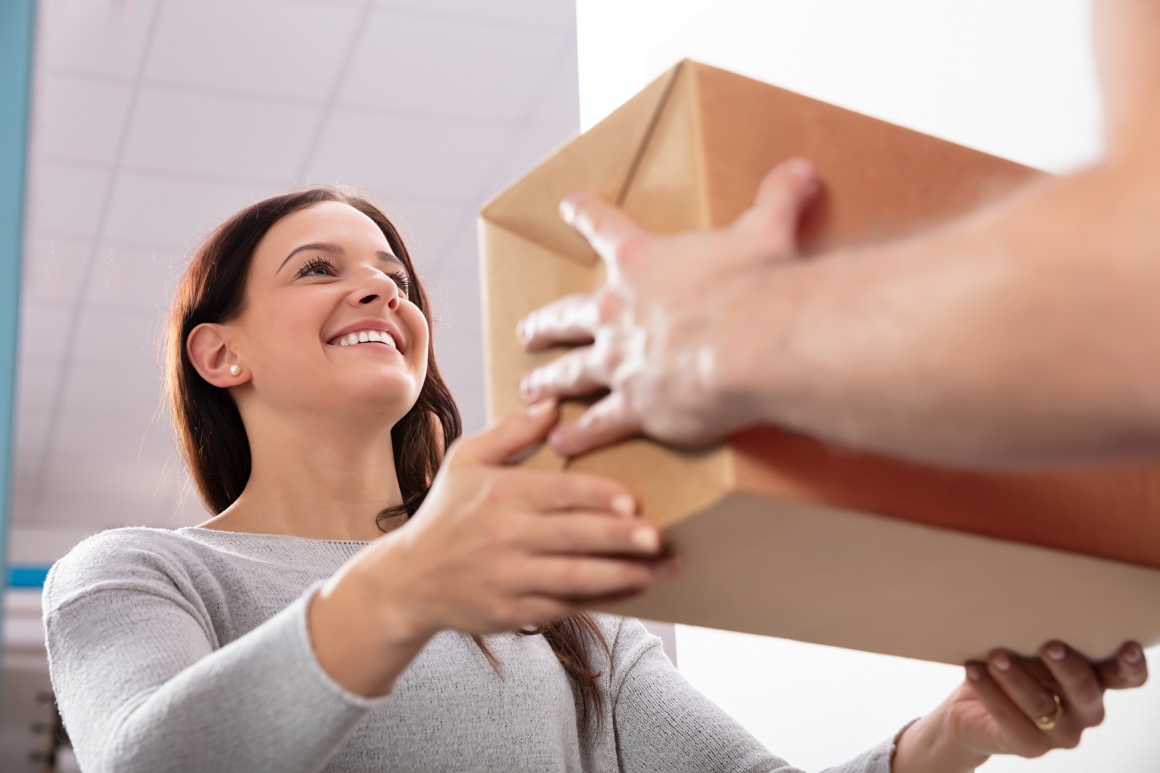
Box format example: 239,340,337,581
1,0,37,630
8,565,51,590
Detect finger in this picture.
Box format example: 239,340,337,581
500,469,638,515
735,158,821,259
1095,641,1149,690
517,293,599,352
987,649,1074,741
522,554,673,599
560,192,649,272
965,662,1052,757
521,512,662,557
548,391,640,457
452,401,559,465
1039,642,1106,729
491,596,580,632
521,346,610,404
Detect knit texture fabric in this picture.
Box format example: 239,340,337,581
44,526,895,772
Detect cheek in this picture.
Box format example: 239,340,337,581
402,305,431,363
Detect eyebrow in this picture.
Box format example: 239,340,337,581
276,242,405,275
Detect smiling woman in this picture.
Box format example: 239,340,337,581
37,188,1145,773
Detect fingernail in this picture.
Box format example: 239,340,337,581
632,526,660,553
1124,643,1144,665
515,318,528,343
966,664,984,682
527,399,555,417
1045,642,1066,662
519,377,533,400
991,652,1011,672
611,495,636,517
559,196,577,223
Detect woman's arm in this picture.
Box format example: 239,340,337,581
606,617,1146,773
46,405,679,771
606,616,892,773
45,537,381,773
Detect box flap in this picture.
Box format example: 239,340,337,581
480,62,686,266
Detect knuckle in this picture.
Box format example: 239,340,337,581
595,290,624,325
591,341,622,378
614,234,650,266
493,601,522,629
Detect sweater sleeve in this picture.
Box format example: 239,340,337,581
42,532,388,773
607,616,895,773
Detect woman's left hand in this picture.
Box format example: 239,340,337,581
893,640,1148,772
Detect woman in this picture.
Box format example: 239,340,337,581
44,188,1145,772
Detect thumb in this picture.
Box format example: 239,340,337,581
735,157,821,259
453,400,559,466
560,192,648,276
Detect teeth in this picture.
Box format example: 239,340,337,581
334,329,398,349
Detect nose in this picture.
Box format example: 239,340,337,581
349,269,402,312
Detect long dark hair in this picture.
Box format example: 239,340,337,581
166,188,609,731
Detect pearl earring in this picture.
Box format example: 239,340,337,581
229,365,241,376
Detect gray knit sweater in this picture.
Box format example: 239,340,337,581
43,527,896,772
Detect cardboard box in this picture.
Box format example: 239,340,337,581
478,60,1160,664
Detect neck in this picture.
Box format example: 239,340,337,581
208,410,405,542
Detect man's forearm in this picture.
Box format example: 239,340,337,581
724,159,1160,467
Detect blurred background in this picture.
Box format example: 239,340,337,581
1,1,1157,771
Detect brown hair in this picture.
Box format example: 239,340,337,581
165,188,609,732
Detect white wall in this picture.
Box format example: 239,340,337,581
576,1,1160,770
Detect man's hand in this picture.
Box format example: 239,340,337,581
517,158,820,456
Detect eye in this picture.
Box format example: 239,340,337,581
296,256,336,278
389,271,412,297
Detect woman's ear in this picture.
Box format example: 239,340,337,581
187,323,248,387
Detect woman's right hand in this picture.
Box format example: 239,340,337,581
309,400,680,696
388,399,680,637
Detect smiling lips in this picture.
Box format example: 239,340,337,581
329,329,400,350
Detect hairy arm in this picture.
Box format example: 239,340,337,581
726,157,1160,467
523,0,1160,468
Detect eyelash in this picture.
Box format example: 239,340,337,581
295,256,411,296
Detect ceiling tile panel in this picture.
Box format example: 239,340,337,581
14,363,62,414
103,172,282,246
23,457,191,529
12,409,53,458
123,86,321,183
524,47,581,132
18,300,74,365
146,0,362,100
478,125,576,203
339,11,569,123
306,109,512,201
30,74,135,165
58,363,168,422
86,241,188,313
376,0,576,31
69,307,167,369
21,233,90,306
381,199,469,273
25,161,112,238
48,412,177,467
37,0,160,79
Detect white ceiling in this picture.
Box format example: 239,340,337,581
12,0,580,537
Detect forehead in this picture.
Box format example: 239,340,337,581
254,201,393,269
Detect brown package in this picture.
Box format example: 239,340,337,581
478,60,1160,664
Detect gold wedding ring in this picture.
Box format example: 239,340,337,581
1033,693,1065,731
